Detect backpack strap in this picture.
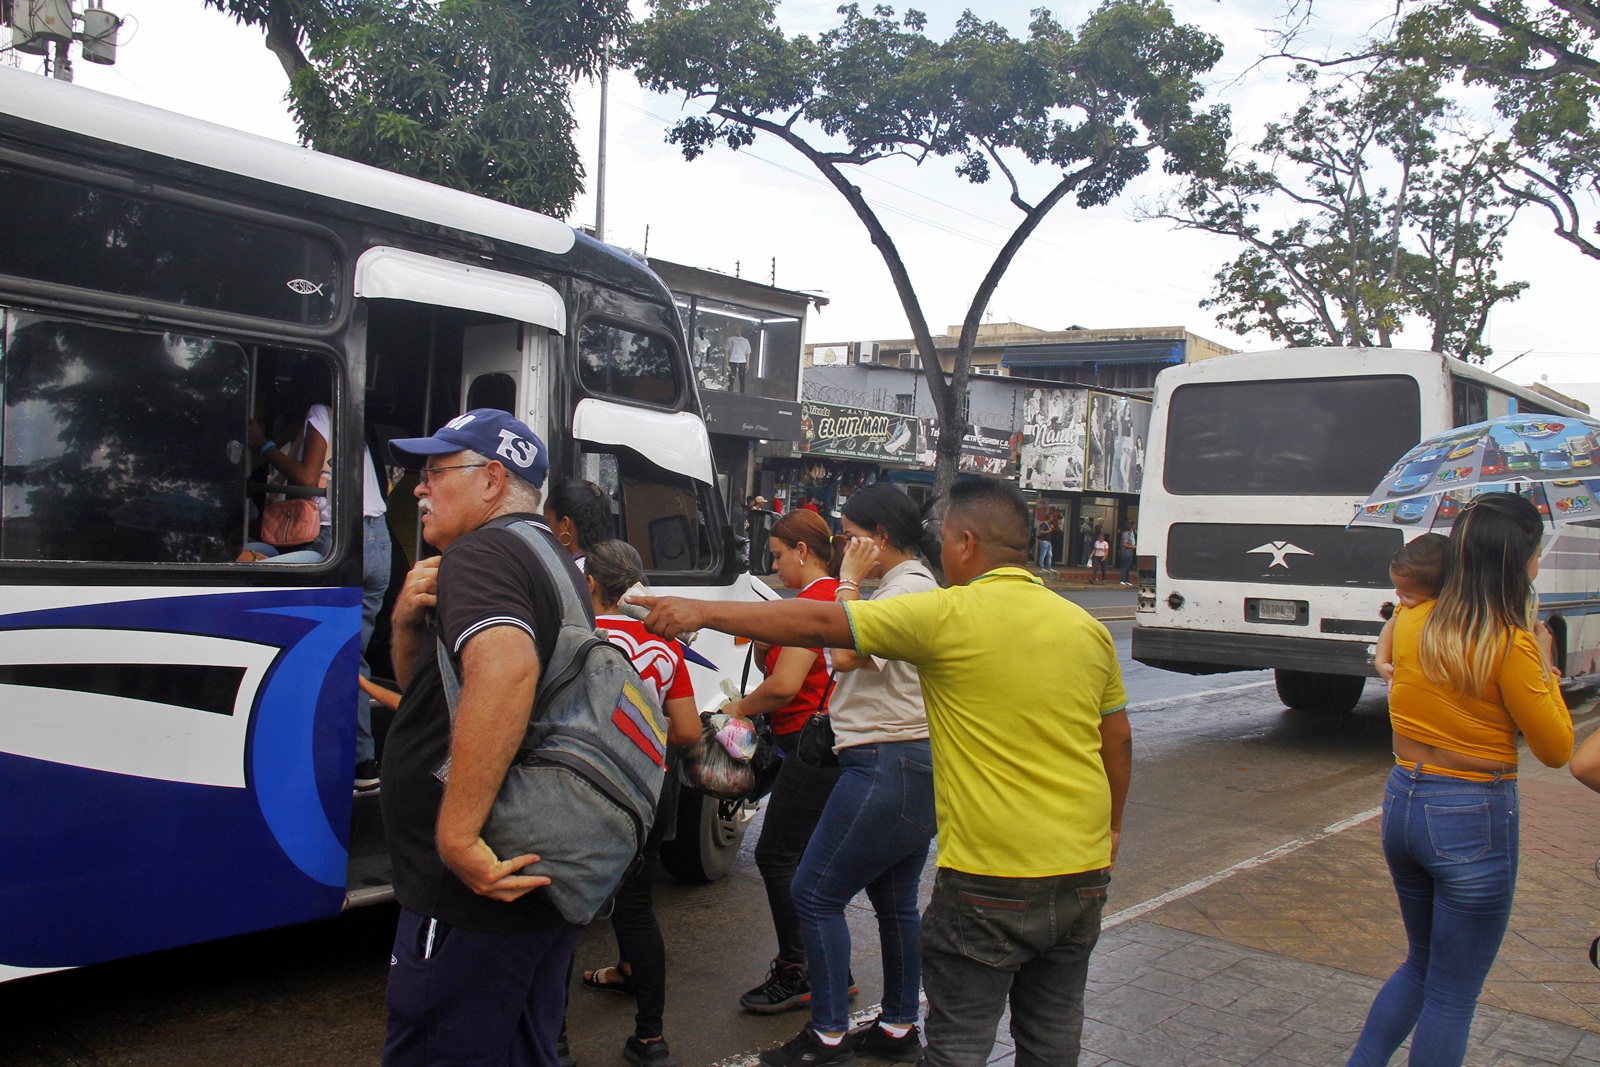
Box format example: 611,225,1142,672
430,516,591,781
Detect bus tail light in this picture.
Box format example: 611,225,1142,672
1137,555,1157,612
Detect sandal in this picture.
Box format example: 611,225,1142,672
582,965,636,995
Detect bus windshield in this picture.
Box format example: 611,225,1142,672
1163,375,1421,496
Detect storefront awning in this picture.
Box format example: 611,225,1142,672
1000,340,1183,368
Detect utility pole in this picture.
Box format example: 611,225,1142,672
594,41,609,243
52,36,72,80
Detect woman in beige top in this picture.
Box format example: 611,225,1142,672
764,483,940,1066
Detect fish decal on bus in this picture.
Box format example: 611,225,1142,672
286,278,326,296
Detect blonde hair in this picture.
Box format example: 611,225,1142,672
1416,494,1545,697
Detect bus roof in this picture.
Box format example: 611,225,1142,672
1162,347,1588,417
0,66,577,259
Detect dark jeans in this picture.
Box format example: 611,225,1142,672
1118,548,1134,584
385,907,579,1067
920,866,1110,1067
1348,764,1519,1067
358,514,393,762
610,796,670,1039
793,740,936,1032
755,736,842,964
1090,556,1108,583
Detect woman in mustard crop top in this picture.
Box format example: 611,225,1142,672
1349,494,1572,1067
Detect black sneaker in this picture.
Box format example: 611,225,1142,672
354,759,380,792
847,1017,922,1062
623,1035,678,1067
557,1033,578,1067
759,1026,855,1067
740,957,811,1014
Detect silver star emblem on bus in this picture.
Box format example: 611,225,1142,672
1247,541,1313,568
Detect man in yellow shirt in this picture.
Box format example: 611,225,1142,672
633,479,1131,1067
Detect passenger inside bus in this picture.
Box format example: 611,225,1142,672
242,358,333,563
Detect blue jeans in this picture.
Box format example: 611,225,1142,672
1037,539,1053,571
792,740,936,1032
920,866,1109,1066
1348,764,1519,1067
358,515,393,762
247,524,332,563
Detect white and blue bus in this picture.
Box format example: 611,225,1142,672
1133,347,1600,713
0,67,768,982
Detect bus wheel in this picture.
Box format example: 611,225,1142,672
1275,669,1365,714
660,792,751,882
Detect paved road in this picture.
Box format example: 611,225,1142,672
0,588,1464,1067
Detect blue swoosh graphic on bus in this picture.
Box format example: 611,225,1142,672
0,587,358,969
250,605,358,888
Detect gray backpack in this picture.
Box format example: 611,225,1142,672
434,516,669,925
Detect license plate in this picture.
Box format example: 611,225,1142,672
1257,599,1298,622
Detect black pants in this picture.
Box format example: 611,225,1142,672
609,790,673,1039
385,908,579,1067
755,738,842,964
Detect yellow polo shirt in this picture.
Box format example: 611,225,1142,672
845,567,1127,877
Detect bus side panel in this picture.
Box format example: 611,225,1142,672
0,586,359,971
1537,527,1600,680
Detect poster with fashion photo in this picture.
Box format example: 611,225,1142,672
1018,388,1089,492
1084,392,1152,494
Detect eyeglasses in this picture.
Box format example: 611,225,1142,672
418,463,489,485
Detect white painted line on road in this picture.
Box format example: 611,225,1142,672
714,804,1379,1065
1102,804,1382,930
1125,677,1276,713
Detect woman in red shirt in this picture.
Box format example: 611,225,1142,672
721,509,843,1014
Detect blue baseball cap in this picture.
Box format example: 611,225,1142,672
389,409,550,489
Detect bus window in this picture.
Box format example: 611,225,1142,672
1163,376,1421,496
0,165,340,326
578,447,716,574
577,320,679,407
1,308,249,563
1453,380,1487,425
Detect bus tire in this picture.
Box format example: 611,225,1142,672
659,791,749,882
1275,669,1365,714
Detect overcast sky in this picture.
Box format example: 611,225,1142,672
24,0,1600,396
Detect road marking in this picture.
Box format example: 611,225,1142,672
713,805,1383,1066
1103,805,1382,929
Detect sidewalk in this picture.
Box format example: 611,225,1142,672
983,713,1600,1066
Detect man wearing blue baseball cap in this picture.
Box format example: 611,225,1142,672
379,409,587,1067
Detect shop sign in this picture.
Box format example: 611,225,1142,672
800,400,922,462
1084,392,1151,493
1018,388,1090,492
959,426,1016,476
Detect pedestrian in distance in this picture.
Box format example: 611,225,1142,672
762,483,941,1067
1090,526,1109,584
718,509,846,1015
1347,493,1573,1067
1036,513,1055,576
379,409,598,1067
578,540,703,1067
629,478,1132,1067
1117,522,1136,586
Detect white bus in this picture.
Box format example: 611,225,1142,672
1132,348,1600,713
0,67,768,982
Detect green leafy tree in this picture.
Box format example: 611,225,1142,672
627,0,1229,502
204,0,629,214
1390,1,1600,262
1142,64,1526,363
